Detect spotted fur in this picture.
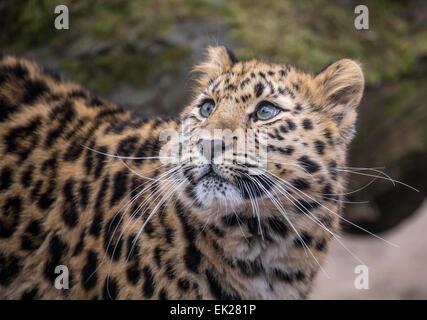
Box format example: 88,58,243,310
0,47,364,299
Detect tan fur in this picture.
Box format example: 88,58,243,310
0,47,363,299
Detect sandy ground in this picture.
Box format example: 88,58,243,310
311,198,427,299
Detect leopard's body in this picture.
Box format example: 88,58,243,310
0,47,364,299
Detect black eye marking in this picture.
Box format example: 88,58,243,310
199,99,215,118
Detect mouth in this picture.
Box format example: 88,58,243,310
181,163,275,210
182,164,243,210
184,164,273,209
196,165,229,183
190,165,275,197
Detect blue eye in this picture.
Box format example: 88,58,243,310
255,102,280,120
199,100,215,118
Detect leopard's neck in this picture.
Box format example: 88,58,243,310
165,194,335,299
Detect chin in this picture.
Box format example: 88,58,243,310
193,175,245,212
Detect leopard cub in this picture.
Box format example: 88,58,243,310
0,47,364,299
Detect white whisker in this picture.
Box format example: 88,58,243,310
81,144,173,160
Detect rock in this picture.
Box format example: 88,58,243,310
311,198,427,299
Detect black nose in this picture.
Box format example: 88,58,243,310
197,139,225,161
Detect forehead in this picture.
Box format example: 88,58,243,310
205,60,307,99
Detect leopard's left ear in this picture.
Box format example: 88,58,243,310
193,46,238,91
314,59,364,143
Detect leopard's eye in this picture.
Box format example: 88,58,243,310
199,99,215,118
255,102,281,121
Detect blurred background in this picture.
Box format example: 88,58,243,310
1,0,426,299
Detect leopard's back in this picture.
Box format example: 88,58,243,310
0,55,192,299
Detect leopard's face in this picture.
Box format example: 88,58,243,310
172,47,364,217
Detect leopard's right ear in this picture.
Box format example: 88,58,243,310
193,46,238,91
313,59,364,143
314,59,364,113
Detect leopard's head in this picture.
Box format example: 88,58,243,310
170,46,364,221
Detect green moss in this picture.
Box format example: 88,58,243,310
223,0,423,85
3,0,425,92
